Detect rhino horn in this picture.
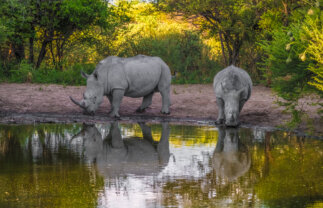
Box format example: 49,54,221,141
70,96,86,109
237,88,244,95
70,130,83,143
221,82,227,92
81,71,90,79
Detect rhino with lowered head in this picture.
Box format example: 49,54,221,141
70,55,171,117
213,65,252,126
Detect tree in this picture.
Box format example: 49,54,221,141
158,0,265,66
34,0,110,68
258,0,322,127
0,0,110,68
0,0,35,62
301,7,323,92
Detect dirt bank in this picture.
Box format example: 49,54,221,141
0,83,322,135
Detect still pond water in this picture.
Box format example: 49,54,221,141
0,122,322,208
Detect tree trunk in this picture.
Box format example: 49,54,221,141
49,42,56,67
29,37,34,65
264,132,273,177
282,1,289,26
218,31,228,66
231,38,242,66
12,42,25,62
36,40,48,68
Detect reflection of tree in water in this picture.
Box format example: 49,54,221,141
255,132,323,208
161,128,323,208
0,124,103,208
0,124,82,163
161,127,254,207
1,123,322,207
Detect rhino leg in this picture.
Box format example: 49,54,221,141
107,95,113,113
109,89,124,118
216,97,225,124
136,92,154,113
108,121,125,148
239,100,246,113
159,86,171,114
157,122,170,164
138,122,155,143
214,126,225,152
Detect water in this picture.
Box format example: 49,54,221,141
0,122,322,208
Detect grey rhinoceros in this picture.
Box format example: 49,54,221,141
70,55,171,117
213,65,252,126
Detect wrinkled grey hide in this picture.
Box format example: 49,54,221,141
70,55,172,117
213,65,252,126
71,122,170,176
212,127,251,181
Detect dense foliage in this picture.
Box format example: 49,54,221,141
0,0,322,126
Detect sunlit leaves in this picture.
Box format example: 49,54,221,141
301,10,323,92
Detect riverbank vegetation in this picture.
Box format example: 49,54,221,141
0,0,322,127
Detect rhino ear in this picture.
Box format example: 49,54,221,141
93,72,98,80
238,88,245,96
81,71,89,79
221,82,227,93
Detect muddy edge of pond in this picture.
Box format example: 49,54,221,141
0,111,322,139
0,83,322,137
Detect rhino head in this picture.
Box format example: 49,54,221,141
221,82,246,127
70,71,104,115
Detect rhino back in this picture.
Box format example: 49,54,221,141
213,65,252,97
95,55,170,97
123,58,162,97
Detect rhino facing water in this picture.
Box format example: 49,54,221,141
70,55,171,117
213,65,252,126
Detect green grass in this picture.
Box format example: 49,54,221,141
0,62,95,86
0,61,220,85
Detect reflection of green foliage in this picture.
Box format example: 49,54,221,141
0,165,104,208
160,128,258,207
1,123,323,207
161,128,323,207
121,123,219,146
0,123,103,207
0,124,83,158
255,137,323,207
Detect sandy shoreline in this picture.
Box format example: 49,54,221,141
0,83,322,135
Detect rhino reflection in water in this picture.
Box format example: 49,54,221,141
72,122,170,176
212,127,251,181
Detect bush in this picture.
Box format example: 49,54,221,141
9,61,34,83
32,64,95,85
259,22,318,128
112,3,221,83
0,62,95,85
